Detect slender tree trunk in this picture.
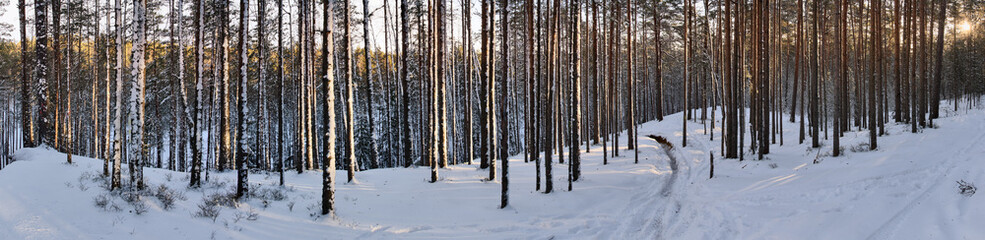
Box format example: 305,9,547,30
570,0,581,181
930,0,945,120
499,0,510,208
479,0,490,170
400,0,412,168
110,0,123,190
189,0,204,188
462,0,474,166
65,6,73,164
235,0,250,199
834,0,846,157
104,0,112,176
19,0,32,148
218,0,231,172
487,0,497,181
437,0,448,171
176,0,189,173
276,0,285,185
129,0,148,190
53,0,61,151
683,0,689,148
361,0,378,170
321,0,337,215
894,0,902,123
36,0,51,149
344,0,358,182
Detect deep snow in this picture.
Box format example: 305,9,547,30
1,105,983,240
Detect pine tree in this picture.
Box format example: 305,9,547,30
110,0,123,190
129,0,148,189
486,0,497,181
36,0,52,148
218,0,231,172
235,0,250,200
429,0,440,183
931,0,945,120
569,0,581,182
19,0,32,148
321,0,337,215
360,0,378,170
189,0,205,188
869,0,881,150
343,0,358,182
296,0,308,174
276,0,285,185
682,0,690,149
52,0,61,151
462,0,474,166
654,1,663,122
177,0,190,173
400,0,411,168
104,0,112,176
834,0,846,157
479,0,490,170
65,1,73,164
437,0,449,170
810,0,819,149
499,0,510,208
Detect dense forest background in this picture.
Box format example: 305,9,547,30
1,0,984,212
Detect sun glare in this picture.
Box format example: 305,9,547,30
958,21,972,33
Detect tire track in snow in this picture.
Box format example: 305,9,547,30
661,135,739,239
866,119,985,240
602,135,678,239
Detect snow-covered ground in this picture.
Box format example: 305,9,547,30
1,105,983,240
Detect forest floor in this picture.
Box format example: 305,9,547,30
1,104,984,239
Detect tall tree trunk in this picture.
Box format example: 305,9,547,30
65,5,73,164
321,0,337,215
110,0,123,190
479,0,490,170
486,0,498,180
930,0,945,120
462,0,474,166
218,0,231,172
176,0,189,173
20,0,32,148
189,0,204,188
400,0,412,168
894,0,902,123
570,0,581,182
437,0,448,171
258,0,269,171
235,0,250,199
130,0,148,189
36,0,51,148
429,0,440,183
104,0,112,176
834,0,846,157
361,0,378,170
343,0,358,182
683,0,689,148
810,0,819,149
499,0,510,208
917,0,927,128
53,0,61,151
276,0,286,185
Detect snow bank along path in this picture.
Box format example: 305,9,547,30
1,107,983,239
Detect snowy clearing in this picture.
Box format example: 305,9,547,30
1,107,983,239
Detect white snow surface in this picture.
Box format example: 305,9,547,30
1,107,984,240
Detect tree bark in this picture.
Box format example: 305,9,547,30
321,0,337,215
